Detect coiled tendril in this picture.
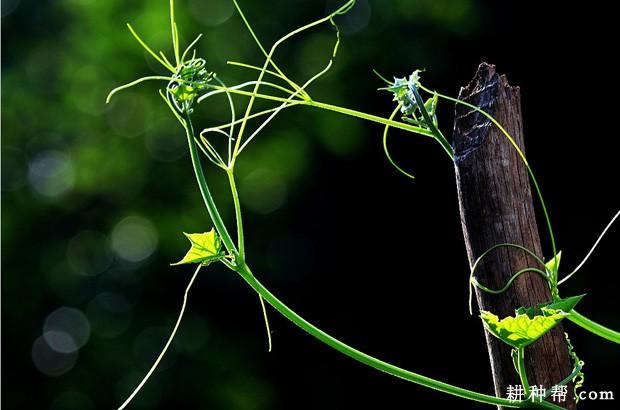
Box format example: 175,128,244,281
167,58,213,114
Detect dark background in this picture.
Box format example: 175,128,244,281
2,0,619,409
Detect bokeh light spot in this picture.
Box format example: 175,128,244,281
31,335,78,377
44,307,91,352
27,150,75,198
111,216,158,263
42,331,78,354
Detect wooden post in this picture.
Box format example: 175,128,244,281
453,63,575,409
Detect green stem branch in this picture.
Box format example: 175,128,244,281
408,84,453,158
199,86,439,142
183,111,236,254
226,168,244,259
232,263,560,409
568,310,620,344
183,97,561,409
517,347,531,397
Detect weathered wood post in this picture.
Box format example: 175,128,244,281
453,63,575,409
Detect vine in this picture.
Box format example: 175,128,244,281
106,1,619,408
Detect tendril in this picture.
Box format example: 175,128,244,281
382,104,416,180
558,209,620,285
117,265,202,410
468,243,545,314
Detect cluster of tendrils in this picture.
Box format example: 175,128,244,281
375,70,451,179
381,70,439,130
167,58,213,114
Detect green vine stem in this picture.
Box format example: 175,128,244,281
180,107,559,409
516,347,531,398
201,76,617,349
232,263,562,410
178,70,612,410
408,83,453,158
568,310,620,344
108,2,620,409
197,86,440,146
226,163,273,351
183,111,237,255
122,66,616,410
225,168,244,259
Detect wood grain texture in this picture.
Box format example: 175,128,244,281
453,63,575,409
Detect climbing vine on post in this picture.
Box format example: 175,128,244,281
106,1,619,409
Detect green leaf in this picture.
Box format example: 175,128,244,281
545,251,562,274
514,305,539,319
408,69,423,87
424,94,438,116
515,294,586,318
172,229,224,266
545,294,586,313
480,308,568,348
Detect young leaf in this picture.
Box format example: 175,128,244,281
545,251,562,274
172,229,224,266
545,294,586,313
480,308,568,348
515,294,586,318
424,94,438,116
